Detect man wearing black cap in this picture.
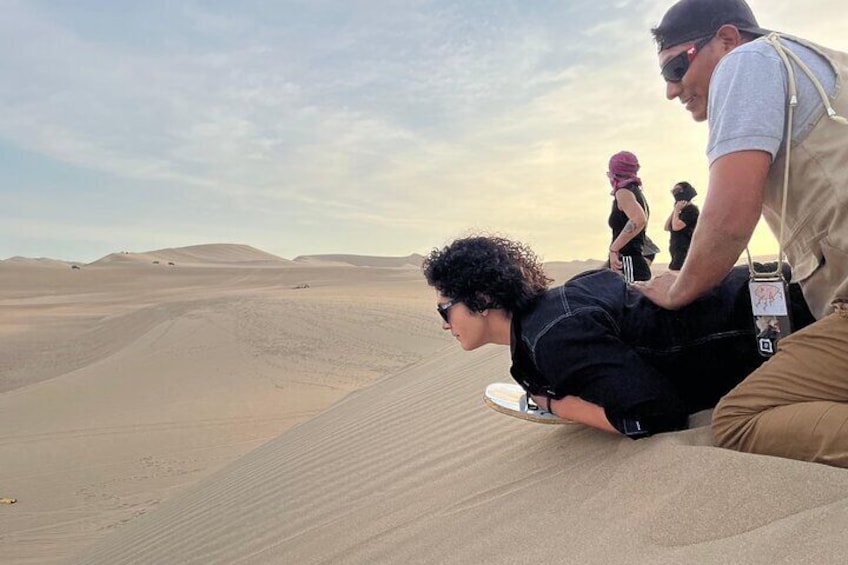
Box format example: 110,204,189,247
639,0,848,467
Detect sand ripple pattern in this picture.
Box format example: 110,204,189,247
73,346,848,565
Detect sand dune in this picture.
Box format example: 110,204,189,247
293,253,425,269
544,259,606,281
0,260,449,564
3,249,847,565
73,346,848,565
0,257,75,269
88,243,292,268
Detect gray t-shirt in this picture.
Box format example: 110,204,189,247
707,36,837,165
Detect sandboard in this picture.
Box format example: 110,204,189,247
483,382,574,425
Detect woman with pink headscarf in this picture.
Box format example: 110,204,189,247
606,151,652,282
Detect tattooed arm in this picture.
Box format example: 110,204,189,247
609,189,648,262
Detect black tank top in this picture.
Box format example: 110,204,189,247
608,183,650,257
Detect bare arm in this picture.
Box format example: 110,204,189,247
637,150,769,309
609,190,648,271
532,394,617,433
670,201,689,231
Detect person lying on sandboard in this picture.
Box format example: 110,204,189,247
422,235,813,438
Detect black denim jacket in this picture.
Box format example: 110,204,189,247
509,267,810,438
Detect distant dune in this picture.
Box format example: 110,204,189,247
0,257,76,269
3,242,778,277
87,243,292,268
543,259,606,283
293,253,425,268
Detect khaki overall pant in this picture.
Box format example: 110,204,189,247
713,305,848,466
712,36,848,467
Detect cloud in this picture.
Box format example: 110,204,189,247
0,0,843,262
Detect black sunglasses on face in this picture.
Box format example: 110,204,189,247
437,299,459,323
661,36,714,83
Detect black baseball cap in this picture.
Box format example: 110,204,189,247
653,0,772,51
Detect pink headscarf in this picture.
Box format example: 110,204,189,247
607,151,642,193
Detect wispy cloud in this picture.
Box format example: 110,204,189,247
1,0,844,261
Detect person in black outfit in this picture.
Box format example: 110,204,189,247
664,181,700,271
606,151,652,282
422,235,814,438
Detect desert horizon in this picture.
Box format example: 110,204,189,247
1,242,610,270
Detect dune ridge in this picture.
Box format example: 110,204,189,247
0,256,76,268
87,243,292,268
4,243,621,275
293,253,425,268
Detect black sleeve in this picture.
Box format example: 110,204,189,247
603,401,689,439
679,205,699,227
532,309,688,438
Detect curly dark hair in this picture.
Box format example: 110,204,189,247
422,235,552,314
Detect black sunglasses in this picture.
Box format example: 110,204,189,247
437,299,459,323
661,36,714,83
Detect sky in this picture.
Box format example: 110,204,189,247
2,0,846,263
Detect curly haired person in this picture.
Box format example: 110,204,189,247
423,235,812,439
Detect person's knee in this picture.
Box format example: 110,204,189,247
711,395,751,450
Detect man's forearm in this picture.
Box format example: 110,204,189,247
668,218,748,305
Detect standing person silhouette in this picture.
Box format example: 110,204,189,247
664,181,700,270
606,151,652,282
